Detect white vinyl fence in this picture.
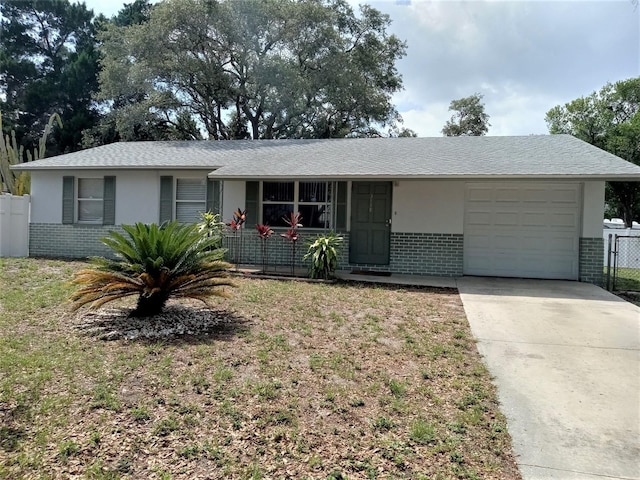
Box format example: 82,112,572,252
0,194,30,257
603,228,640,269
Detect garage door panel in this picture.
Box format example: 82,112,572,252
464,182,580,280
493,234,523,250
550,188,580,203
494,211,520,226
522,188,548,202
547,234,578,253
521,211,548,227
467,187,493,202
550,212,578,228
466,211,492,225
465,234,491,249
519,235,548,251
495,188,520,202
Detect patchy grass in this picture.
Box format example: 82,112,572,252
613,268,640,290
605,267,640,305
0,258,521,479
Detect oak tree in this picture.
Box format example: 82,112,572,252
442,93,490,136
96,0,407,140
0,0,100,154
546,78,640,227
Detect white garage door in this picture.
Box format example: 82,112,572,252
464,182,580,280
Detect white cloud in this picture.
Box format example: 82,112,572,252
372,0,639,136
398,102,451,136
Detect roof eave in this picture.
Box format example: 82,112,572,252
13,165,223,171
207,173,640,181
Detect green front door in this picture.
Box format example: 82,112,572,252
350,182,392,265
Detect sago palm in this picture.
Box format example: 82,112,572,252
71,221,235,317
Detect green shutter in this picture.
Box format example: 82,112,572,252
159,176,173,223
206,179,221,215
335,181,347,230
245,181,259,227
62,176,75,224
103,176,116,225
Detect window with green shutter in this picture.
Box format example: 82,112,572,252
62,176,117,225
62,176,75,224
159,176,174,223
207,179,221,215
77,178,104,223
160,176,210,224
175,178,207,223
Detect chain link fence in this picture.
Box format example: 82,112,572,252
606,234,640,291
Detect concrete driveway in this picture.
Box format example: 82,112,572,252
457,277,640,480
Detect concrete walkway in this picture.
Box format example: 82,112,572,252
457,277,640,480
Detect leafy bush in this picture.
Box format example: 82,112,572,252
304,232,343,279
71,221,235,317
197,211,224,248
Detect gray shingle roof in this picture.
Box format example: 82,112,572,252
13,135,640,180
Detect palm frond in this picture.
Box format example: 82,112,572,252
72,221,235,315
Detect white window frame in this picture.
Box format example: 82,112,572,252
175,177,207,223
261,181,332,229
76,177,103,224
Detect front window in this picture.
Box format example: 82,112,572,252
77,178,103,223
262,182,294,227
176,178,206,223
262,181,331,228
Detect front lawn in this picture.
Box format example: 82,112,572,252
611,267,640,292
0,258,520,479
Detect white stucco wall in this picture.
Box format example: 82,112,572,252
221,180,246,223
32,173,606,239
582,181,606,237
30,169,212,225
391,180,465,234
115,171,159,224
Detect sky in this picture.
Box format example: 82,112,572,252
83,0,639,137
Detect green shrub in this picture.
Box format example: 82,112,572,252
71,221,235,316
304,232,343,279
197,211,224,249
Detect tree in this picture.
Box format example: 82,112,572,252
83,0,201,146
71,222,235,317
113,0,152,27
0,0,101,155
389,126,418,137
442,93,490,136
545,77,640,227
96,0,407,140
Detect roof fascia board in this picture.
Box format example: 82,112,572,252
12,165,223,171
207,174,640,181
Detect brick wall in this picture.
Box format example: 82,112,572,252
579,237,604,286
30,223,124,259
345,233,463,276
390,233,464,276
30,224,465,277
226,230,464,277
33,224,596,285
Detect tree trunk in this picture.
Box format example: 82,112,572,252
622,204,634,229
132,292,169,317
